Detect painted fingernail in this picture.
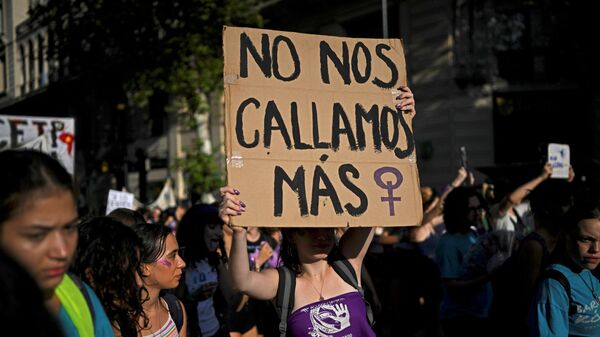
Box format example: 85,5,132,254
237,212,242,215
233,189,240,195
240,201,246,208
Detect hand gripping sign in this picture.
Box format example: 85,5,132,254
223,26,422,228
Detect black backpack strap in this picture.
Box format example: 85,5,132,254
68,273,96,323
544,269,577,316
163,292,184,333
330,259,375,326
276,266,295,337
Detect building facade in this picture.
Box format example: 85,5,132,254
261,0,599,189
0,0,50,106
1,0,597,212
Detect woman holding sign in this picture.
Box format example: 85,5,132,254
219,87,415,337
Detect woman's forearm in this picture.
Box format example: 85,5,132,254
230,229,251,292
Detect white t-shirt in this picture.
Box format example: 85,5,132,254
490,200,535,234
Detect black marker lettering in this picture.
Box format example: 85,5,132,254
274,165,308,217
272,35,301,82
331,103,357,151
264,100,292,149
351,42,371,84
371,44,398,89
290,102,312,150
310,165,343,216
394,108,416,159
339,164,368,216
355,103,381,152
240,32,271,78
312,102,330,149
380,106,399,150
235,97,260,148
320,41,350,85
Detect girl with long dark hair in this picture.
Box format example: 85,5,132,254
71,216,145,337
134,222,188,337
176,203,228,337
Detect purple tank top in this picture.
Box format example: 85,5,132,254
287,291,375,337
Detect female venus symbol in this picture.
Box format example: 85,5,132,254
373,167,403,216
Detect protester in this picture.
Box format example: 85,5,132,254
528,201,600,336
176,204,228,337
134,222,188,337
228,226,276,337
150,207,162,225
0,248,65,337
412,166,473,259
218,85,415,337
221,196,376,337
488,167,576,337
71,217,145,337
489,163,555,235
108,208,147,227
260,227,283,270
0,149,114,337
253,228,286,337
436,186,492,337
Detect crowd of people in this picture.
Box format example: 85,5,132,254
1,85,600,337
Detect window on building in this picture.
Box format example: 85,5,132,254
38,36,46,86
29,40,36,91
47,32,58,82
0,48,6,95
20,45,27,95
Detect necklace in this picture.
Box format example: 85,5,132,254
578,271,600,302
306,269,327,301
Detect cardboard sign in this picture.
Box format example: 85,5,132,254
548,143,570,179
223,26,422,227
106,189,135,215
0,115,76,174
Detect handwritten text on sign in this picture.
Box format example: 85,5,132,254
224,26,422,227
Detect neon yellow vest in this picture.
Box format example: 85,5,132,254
55,274,95,337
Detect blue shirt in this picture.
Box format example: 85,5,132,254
436,231,491,319
529,264,600,337
58,283,115,337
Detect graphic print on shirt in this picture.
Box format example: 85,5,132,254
185,260,220,336
306,299,351,337
575,297,600,326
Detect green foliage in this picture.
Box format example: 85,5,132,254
32,0,264,107
174,139,224,197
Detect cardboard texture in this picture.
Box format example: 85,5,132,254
223,26,422,227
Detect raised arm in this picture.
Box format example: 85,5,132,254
219,187,278,300
440,167,469,201
497,163,552,216
339,227,375,278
